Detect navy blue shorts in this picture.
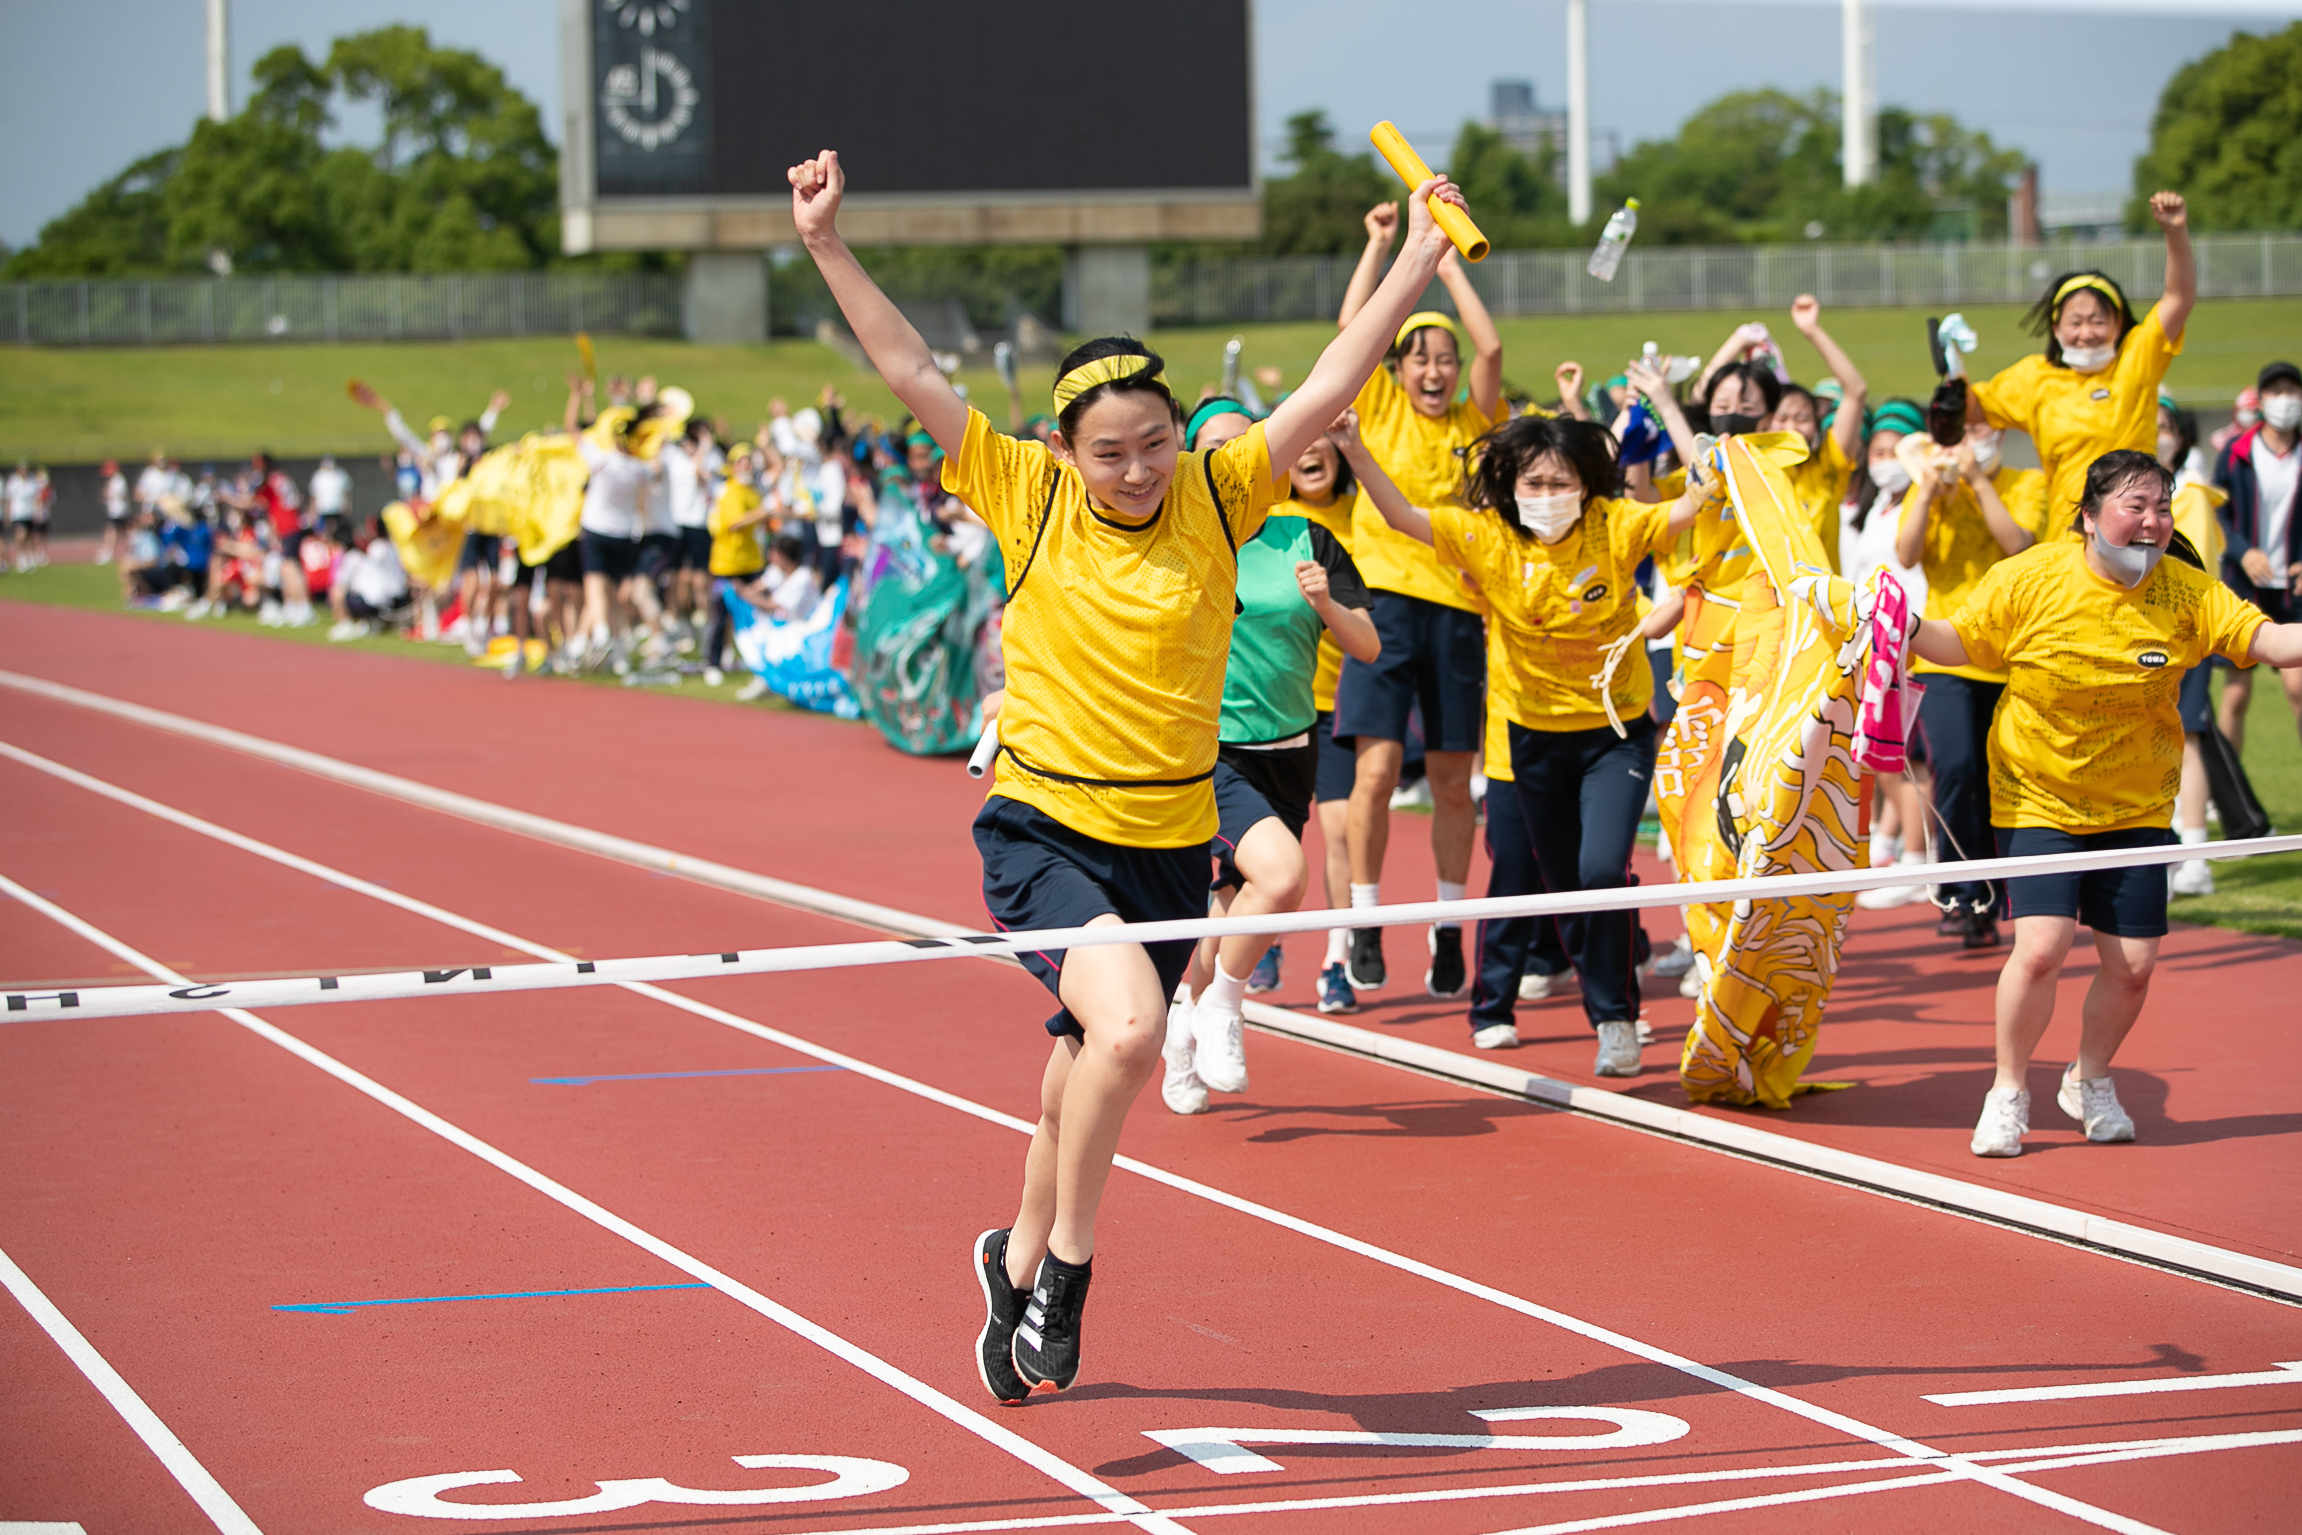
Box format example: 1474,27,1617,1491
973,796,1206,1038
639,532,680,580
1313,710,1357,804
1332,591,1486,753
1996,824,2176,937
1212,743,1316,891
677,525,714,571
580,529,641,581
458,532,501,572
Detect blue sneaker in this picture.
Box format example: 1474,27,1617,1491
1317,962,1359,1014
1246,946,1282,995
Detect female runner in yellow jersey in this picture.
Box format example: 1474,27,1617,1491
788,148,1463,1401
1340,413,1720,1069
1967,193,2196,522
1912,450,2302,1157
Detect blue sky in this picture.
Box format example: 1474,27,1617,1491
2,0,2296,249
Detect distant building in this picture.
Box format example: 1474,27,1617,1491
2036,190,2127,243
1491,79,1570,166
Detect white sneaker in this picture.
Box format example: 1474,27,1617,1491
2169,859,2215,897
2057,1063,2135,1143
327,619,361,641
1388,777,1432,811
1194,1005,1249,1094
1971,1086,2030,1157
1472,1023,1520,1050
258,599,283,626
1679,966,1702,999
735,676,769,702
502,642,525,679
703,666,725,688
1647,934,1696,979
1161,1000,1208,1115
1518,969,1558,1000
1592,1020,1642,1077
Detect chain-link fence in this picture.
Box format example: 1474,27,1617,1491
0,270,683,346
1153,231,2302,327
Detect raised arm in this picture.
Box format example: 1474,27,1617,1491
562,375,588,437
1264,178,1459,472
1332,413,1433,546
789,151,969,457
1298,561,1381,662
1694,322,1768,405
1555,361,1593,422
1437,248,1504,421
1664,467,1724,538
1968,452,2034,557
478,389,510,436
1625,358,1701,469
1792,295,1869,463
1337,202,1398,330
2150,192,2195,345
1893,473,1935,571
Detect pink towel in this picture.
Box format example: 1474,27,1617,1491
1852,572,1924,774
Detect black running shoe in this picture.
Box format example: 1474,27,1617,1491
973,1229,1030,1405
1347,927,1387,991
1934,898,1967,938
1426,926,1467,998
1962,910,2001,951
1012,1252,1091,1392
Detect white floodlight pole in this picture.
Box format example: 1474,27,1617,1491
1841,0,1875,186
1567,0,1592,225
206,0,230,121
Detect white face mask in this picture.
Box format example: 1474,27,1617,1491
1970,428,2003,477
1515,491,1582,542
2090,525,2164,588
1869,459,1913,496
2262,395,2302,431
2061,342,2116,374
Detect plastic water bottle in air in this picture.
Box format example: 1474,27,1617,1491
1587,199,1640,282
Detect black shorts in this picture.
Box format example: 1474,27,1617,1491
276,528,307,560
459,532,501,572
677,526,714,571
973,797,1206,1039
1314,710,1358,804
2177,665,2211,734
580,529,641,581
639,532,680,580
1996,824,2176,938
1212,741,1318,891
1332,591,1486,753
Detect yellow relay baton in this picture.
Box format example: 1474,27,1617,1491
1369,121,1489,263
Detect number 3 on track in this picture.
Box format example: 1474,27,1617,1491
365,1455,907,1520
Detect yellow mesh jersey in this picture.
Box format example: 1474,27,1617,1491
708,480,766,576
1432,498,1673,733
1347,365,1505,610
1280,490,1359,712
1950,539,2265,832
941,407,1278,847
1783,431,1850,574
1901,465,2054,684
1973,306,2182,525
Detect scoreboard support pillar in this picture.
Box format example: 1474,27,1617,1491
1063,246,1152,340
683,251,769,346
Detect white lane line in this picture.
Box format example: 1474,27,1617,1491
1927,1361,2302,1406
0,875,1194,1535
3,680,2294,1307
0,1244,264,1534
0,755,2175,1535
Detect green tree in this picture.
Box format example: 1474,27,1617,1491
1256,110,1395,255
1445,121,1572,247
2129,22,2302,232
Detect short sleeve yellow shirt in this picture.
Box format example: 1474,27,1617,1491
1973,306,2183,526
941,407,1279,847
1432,497,1673,733
706,480,766,576
1901,465,2053,683
1784,430,1851,574
1949,539,2264,832
1347,365,1506,611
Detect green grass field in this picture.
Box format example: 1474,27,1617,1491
6,296,2301,463
3,560,2296,940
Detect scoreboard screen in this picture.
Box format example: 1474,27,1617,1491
566,0,1260,250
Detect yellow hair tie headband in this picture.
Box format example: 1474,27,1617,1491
1052,354,1167,415
1394,310,1463,352
2052,274,2125,317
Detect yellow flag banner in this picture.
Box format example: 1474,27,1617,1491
437,433,588,567
1654,435,1874,1109
380,499,466,593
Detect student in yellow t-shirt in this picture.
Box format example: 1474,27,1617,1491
1331,200,1507,1005
1968,192,2196,523
1912,449,2302,1159
1341,411,1721,1074
786,147,1464,1402
1894,418,2051,947
2157,396,2231,897
700,444,769,683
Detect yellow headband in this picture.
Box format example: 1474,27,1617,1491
1052,354,1167,415
1394,311,1463,353
2052,274,2124,318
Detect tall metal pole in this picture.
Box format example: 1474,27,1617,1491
206,0,229,122
1567,0,1591,225
1841,0,1874,187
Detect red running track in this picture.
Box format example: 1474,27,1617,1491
3,601,2301,1534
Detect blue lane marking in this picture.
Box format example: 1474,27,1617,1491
274,1282,710,1316
529,1065,847,1086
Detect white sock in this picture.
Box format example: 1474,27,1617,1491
1202,961,1248,1020
2179,825,2209,847
1324,927,1350,965
1350,883,1380,910
1434,879,1467,932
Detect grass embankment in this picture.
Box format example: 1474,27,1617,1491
6,297,2300,463
5,560,2298,940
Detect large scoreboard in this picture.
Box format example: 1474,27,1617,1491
559,0,1262,252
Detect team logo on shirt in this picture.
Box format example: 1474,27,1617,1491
1583,583,1610,602
2090,388,2112,401
2136,649,2170,669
